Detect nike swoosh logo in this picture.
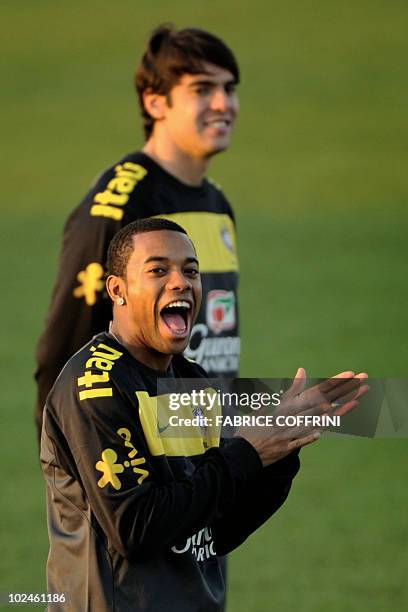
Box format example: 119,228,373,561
157,421,170,434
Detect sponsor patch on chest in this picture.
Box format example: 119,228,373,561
206,290,236,334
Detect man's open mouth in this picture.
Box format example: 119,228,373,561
204,118,231,130
160,300,192,336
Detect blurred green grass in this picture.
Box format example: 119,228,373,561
1,1,407,610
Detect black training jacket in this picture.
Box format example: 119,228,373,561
35,153,240,438
41,332,300,611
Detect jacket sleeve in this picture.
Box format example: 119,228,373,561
34,188,121,441
42,375,264,562
211,444,300,555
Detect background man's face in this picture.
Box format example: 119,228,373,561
161,63,239,158
123,230,202,355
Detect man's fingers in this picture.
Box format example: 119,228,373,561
332,381,369,407
304,373,355,410
333,399,358,417
319,372,368,404
332,371,356,379
330,379,362,404
331,382,369,416
278,372,369,427
318,374,357,400
354,372,369,382
287,431,320,451
328,375,369,408
354,378,369,400
287,367,307,397
317,371,355,395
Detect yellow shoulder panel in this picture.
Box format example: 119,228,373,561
154,212,238,273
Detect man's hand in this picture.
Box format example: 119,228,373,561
237,369,369,467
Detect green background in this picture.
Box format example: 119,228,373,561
2,1,407,610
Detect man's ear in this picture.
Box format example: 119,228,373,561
142,89,168,120
106,275,126,304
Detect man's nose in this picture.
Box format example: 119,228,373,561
166,269,191,291
210,88,229,112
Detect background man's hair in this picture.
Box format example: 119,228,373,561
107,217,189,278
135,24,240,140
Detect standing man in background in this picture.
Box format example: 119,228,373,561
35,25,241,439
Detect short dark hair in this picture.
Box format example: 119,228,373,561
135,25,240,139
107,217,188,278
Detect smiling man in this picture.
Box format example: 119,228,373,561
35,25,241,442
41,219,368,611
107,221,202,364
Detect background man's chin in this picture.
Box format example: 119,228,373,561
205,144,229,159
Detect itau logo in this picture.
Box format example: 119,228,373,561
206,290,236,334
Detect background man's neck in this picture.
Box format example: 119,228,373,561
142,140,209,187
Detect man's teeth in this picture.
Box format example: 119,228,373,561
165,301,191,309
207,120,228,128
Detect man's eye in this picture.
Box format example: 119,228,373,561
150,268,166,274
225,83,236,95
185,268,199,276
194,85,210,95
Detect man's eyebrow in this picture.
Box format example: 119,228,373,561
188,78,237,88
185,257,199,265
143,256,199,265
144,256,168,264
